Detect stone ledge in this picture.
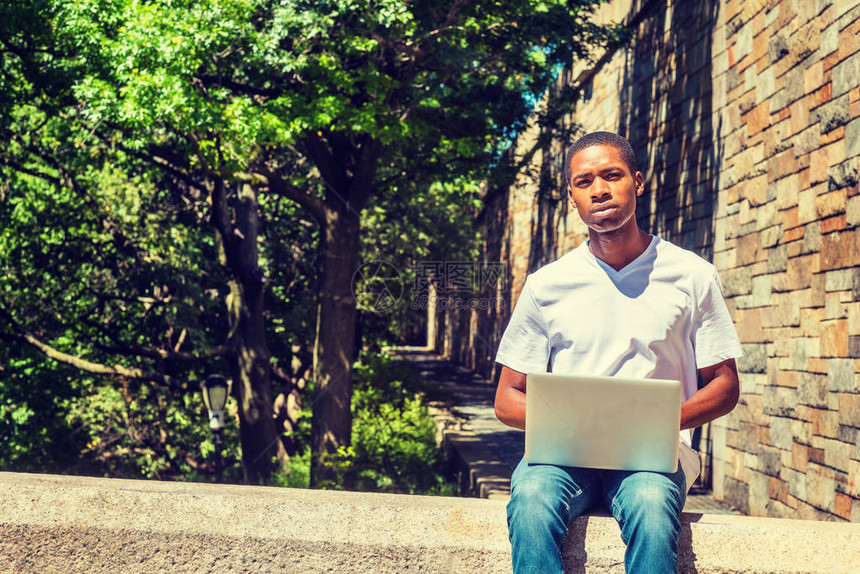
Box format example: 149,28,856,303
1,472,858,573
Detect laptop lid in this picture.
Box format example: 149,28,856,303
525,373,682,473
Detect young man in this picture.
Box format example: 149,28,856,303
494,131,742,574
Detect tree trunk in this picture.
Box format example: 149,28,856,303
216,182,286,484
310,204,361,487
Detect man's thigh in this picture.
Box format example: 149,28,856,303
600,466,687,528
509,458,604,523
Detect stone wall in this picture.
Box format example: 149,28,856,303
711,0,860,522
441,0,860,521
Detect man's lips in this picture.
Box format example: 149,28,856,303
592,204,617,215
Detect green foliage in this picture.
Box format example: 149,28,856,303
0,345,243,482
350,351,454,494
29,0,622,190
0,105,237,480
0,347,87,473
64,381,243,481
0,1,312,482
0,0,621,483
278,352,456,495
358,177,483,347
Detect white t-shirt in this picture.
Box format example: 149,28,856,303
495,235,743,489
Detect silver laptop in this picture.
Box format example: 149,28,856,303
525,373,682,473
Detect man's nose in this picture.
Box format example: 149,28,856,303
591,178,611,200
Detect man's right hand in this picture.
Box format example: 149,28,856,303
494,366,528,430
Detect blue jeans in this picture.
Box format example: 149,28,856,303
506,457,687,574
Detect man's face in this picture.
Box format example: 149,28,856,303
567,144,644,235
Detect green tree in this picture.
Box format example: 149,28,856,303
1,0,620,484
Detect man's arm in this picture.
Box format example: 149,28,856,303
681,358,740,430
494,366,528,430
496,359,738,432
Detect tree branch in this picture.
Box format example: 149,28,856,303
209,174,239,265
252,168,327,225
408,0,471,49
75,315,232,364
93,340,232,363
0,306,178,388
303,131,349,196
132,146,210,195
0,157,65,189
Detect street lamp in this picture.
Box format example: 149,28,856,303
202,374,230,483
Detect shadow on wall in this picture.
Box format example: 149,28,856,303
474,138,573,379
615,0,722,490
619,0,721,261
456,185,513,378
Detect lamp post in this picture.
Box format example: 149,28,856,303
202,374,229,483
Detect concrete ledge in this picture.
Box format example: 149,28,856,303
1,472,858,573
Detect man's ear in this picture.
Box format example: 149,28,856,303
634,171,645,196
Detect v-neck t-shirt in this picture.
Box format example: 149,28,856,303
495,235,743,449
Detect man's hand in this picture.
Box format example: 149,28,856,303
682,358,740,430
494,366,528,430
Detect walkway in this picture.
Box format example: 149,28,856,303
393,349,740,514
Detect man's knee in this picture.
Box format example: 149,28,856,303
509,468,569,517
630,488,680,531
611,480,680,548
508,464,587,525
635,480,680,508
613,473,683,522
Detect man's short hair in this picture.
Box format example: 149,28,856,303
563,131,638,187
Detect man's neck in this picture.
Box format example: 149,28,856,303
587,225,651,271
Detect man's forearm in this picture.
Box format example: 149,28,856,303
494,366,528,430
495,387,527,430
681,360,740,430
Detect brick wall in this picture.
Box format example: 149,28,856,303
443,0,860,521
713,0,860,521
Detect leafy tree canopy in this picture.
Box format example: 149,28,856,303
0,0,622,482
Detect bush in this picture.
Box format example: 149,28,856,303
279,351,457,495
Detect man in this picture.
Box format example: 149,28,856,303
494,131,742,573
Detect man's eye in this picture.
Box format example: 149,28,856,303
575,179,591,187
